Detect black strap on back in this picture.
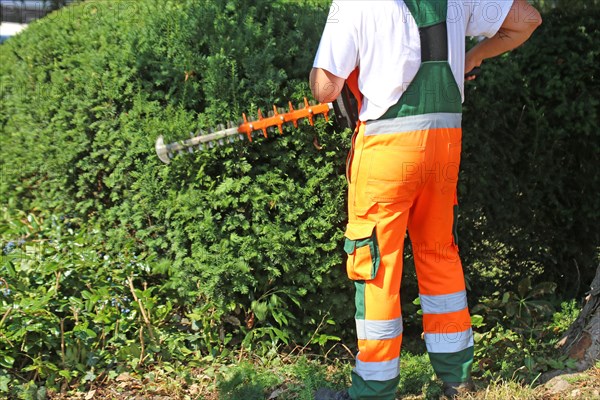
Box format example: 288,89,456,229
419,22,448,62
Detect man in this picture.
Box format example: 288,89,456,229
310,1,541,399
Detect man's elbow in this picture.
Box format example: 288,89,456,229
529,9,543,32
314,90,340,104
309,68,344,104
523,4,543,36
504,1,543,40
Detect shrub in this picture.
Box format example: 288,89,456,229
0,211,192,396
0,0,352,359
459,7,600,296
398,353,436,396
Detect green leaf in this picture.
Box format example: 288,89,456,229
470,314,485,328
506,302,518,318
58,370,72,379
83,370,97,382
518,277,532,298
251,301,268,322
0,375,10,392
270,328,289,345
529,282,557,298
0,352,14,369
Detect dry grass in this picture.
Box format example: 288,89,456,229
48,366,600,400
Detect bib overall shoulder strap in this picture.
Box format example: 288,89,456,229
380,0,462,119
404,0,449,62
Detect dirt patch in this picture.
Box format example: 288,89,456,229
535,367,600,400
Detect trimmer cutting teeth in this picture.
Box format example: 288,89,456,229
155,89,358,164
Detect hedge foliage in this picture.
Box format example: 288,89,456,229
0,0,598,371
0,0,356,347
460,7,599,292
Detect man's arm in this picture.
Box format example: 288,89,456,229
309,67,346,104
465,0,542,79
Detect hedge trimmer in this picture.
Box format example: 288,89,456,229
155,88,358,164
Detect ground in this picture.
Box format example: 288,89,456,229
47,366,600,400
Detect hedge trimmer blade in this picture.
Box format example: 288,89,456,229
155,98,333,164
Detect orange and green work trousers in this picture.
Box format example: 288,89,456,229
343,1,473,398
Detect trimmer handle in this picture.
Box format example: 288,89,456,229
332,84,359,132
465,66,482,79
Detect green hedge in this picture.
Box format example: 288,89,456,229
1,0,598,362
460,7,599,293
0,0,353,346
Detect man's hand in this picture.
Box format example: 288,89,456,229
309,68,345,103
465,59,482,81
465,0,542,80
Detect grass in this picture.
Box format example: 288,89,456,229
46,355,600,400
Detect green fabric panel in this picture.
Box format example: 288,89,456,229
368,233,380,279
345,233,381,280
344,238,372,255
428,346,474,383
403,0,447,28
381,61,462,119
355,282,366,320
349,371,400,400
344,238,356,254
452,204,459,246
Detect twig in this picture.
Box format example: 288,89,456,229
283,345,302,361
324,342,339,359
574,259,581,296
0,306,12,329
60,318,66,367
55,270,62,293
72,306,79,324
530,372,542,388
238,343,245,363
139,325,145,366
340,343,354,359
0,306,14,347
127,275,155,340
297,313,330,355
511,365,526,381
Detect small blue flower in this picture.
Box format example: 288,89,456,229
122,308,131,314
3,241,15,255
17,239,25,246
2,288,11,297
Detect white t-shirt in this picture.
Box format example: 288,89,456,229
313,0,514,121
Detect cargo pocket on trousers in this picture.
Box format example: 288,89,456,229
344,221,380,281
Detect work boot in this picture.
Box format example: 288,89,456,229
314,387,352,400
442,380,475,398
